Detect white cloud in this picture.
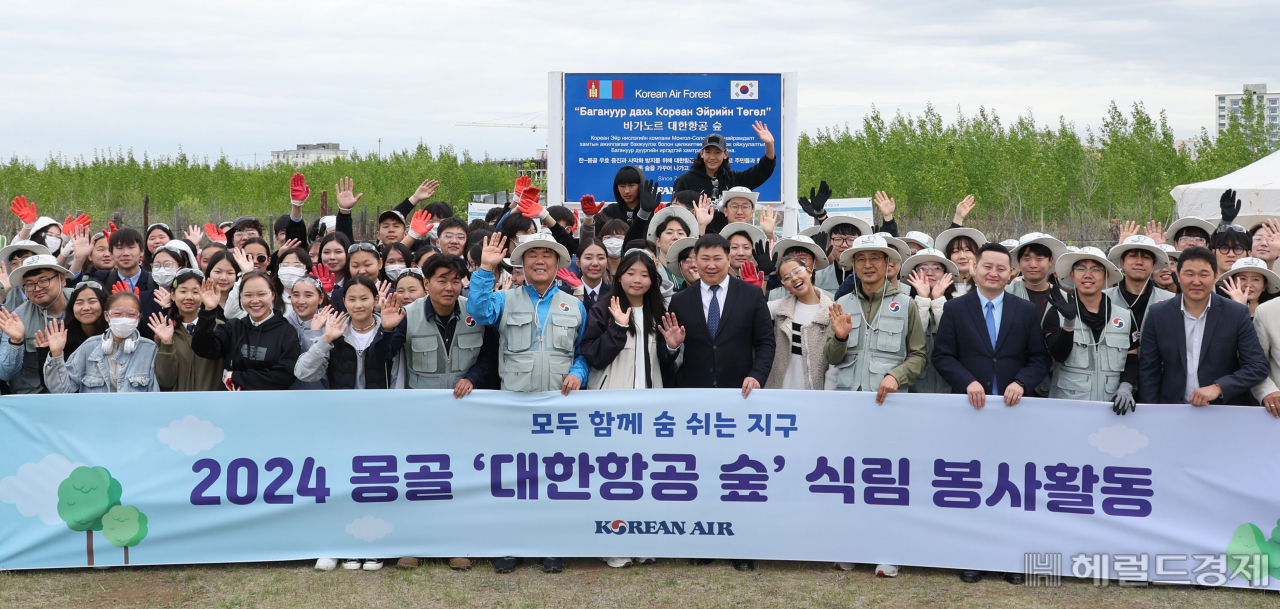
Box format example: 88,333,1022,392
158,416,225,456
0,454,88,525
345,516,392,542
1088,423,1149,457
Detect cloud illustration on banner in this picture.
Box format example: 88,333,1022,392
158,416,225,456
0,454,88,524
346,516,392,542
1088,423,1149,457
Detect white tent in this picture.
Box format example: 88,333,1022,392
1172,149,1280,220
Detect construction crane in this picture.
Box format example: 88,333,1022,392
455,122,547,132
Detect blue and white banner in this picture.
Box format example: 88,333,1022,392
2,390,1279,589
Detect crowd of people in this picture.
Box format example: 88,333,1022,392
2,126,1278,581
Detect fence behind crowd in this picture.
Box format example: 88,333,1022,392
0,390,1277,589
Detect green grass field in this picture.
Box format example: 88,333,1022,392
2,559,1274,609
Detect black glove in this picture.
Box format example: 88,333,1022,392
640,179,662,214
1045,288,1078,322
810,231,831,257
752,240,777,276
797,180,832,220
1219,188,1241,225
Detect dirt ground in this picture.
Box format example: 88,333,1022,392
2,558,1277,608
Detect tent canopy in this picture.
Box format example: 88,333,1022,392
1172,149,1280,220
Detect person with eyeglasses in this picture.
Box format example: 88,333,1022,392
810,217,873,294
901,249,960,395
241,238,272,272
0,255,73,393
151,269,225,392
1038,248,1139,410
225,216,264,249
0,239,52,310
40,289,158,393
1165,216,1215,252
763,253,836,391
671,126,776,234
191,269,301,391
433,217,470,258
766,235,828,302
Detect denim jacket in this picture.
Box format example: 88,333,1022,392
43,332,160,393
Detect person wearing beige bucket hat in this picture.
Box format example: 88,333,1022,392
1105,235,1175,343
0,254,74,394
900,248,960,395
1216,257,1280,317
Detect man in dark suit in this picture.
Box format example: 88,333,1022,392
659,233,775,397
1137,246,1267,406
92,227,150,291
933,241,1053,410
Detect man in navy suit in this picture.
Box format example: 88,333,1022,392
661,232,775,397
932,242,1053,410
1137,246,1267,406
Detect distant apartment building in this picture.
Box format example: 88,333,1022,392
1214,84,1279,142
271,143,350,165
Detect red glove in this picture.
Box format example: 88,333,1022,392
741,261,764,287
10,196,36,225
203,223,226,244
63,213,91,234
518,186,544,219
571,210,579,235
580,194,604,216
102,221,119,237
653,202,667,214
556,268,583,288
409,210,434,240
311,264,335,292
290,172,310,203
112,281,140,297
513,175,532,199
224,374,241,392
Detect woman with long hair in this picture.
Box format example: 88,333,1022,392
935,228,986,296
202,250,241,315
764,255,835,390
380,243,412,283
60,282,109,359
901,249,961,395
41,290,159,393
294,275,398,391
191,269,301,391
151,269,225,391
581,250,674,389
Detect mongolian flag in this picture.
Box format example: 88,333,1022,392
587,79,624,99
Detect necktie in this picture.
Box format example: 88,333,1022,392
583,289,597,311
985,301,998,393
707,284,721,338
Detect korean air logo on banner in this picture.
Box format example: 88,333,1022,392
595,520,735,536
730,80,758,100
587,80,625,100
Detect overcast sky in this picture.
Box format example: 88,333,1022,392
3,0,1277,165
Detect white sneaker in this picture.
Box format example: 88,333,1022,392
363,559,384,571
315,558,338,571
604,557,633,568
637,557,657,564
875,564,899,577
834,562,855,570
342,559,361,570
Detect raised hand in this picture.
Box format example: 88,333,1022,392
231,247,254,272
380,292,405,330
480,233,508,272
752,240,776,276
335,176,363,212
1220,189,1241,224
798,181,832,220
185,225,204,244
693,194,715,231
517,186,545,219
72,226,92,262
751,120,775,146
1265,219,1280,250
1221,276,1249,305
375,279,392,310
1143,220,1166,243
829,303,853,339
409,210,434,239
203,223,226,244
931,273,954,299
873,190,896,221
513,175,532,199
608,296,630,326
556,267,582,288
759,207,779,237
310,306,333,332
290,172,311,204
32,328,49,350
1118,220,1139,244
640,180,662,213
104,221,118,237
310,264,334,292
321,312,349,344
953,195,976,226
499,273,513,291
580,194,604,216
658,312,686,349
741,260,764,287
112,280,140,297
409,179,440,205
148,313,175,345
199,278,221,310
44,319,67,358
1045,287,1079,322
0,308,23,344
9,196,37,226
62,213,91,234
907,269,932,297
280,238,301,252
153,287,172,309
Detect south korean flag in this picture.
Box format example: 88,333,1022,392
730,80,758,100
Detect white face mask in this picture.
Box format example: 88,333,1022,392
45,236,62,252
384,264,407,280
108,317,138,339
277,266,307,289
603,237,624,258
152,267,178,288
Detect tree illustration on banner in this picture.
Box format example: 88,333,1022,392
56,466,121,566
101,505,148,564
